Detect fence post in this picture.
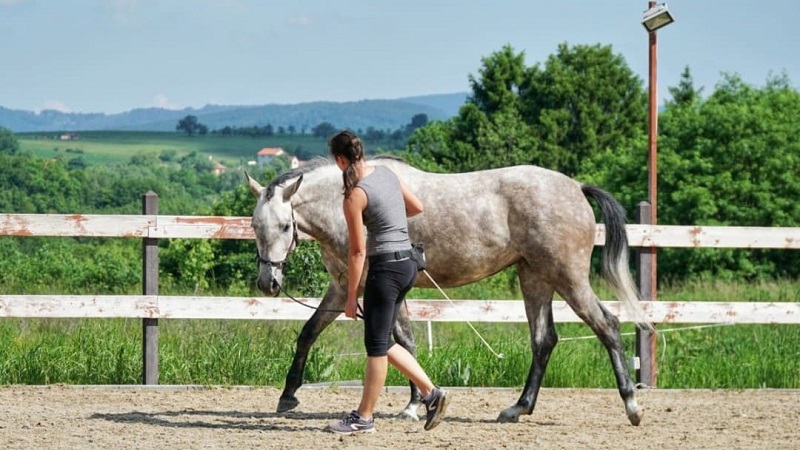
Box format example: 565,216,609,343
635,201,657,387
142,191,159,385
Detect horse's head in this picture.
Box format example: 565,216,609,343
246,171,303,296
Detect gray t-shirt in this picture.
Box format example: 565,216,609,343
356,166,411,256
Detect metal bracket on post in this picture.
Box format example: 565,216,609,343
142,191,159,385
635,201,657,388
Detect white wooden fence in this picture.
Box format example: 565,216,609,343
1,208,799,386
1,212,799,323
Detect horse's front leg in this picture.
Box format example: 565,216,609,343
391,302,423,420
277,282,344,413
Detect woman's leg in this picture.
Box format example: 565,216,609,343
356,260,411,419
387,343,434,397
357,355,389,417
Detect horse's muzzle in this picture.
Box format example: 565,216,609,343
257,271,282,297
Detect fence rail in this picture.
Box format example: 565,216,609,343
3,213,799,248
1,295,798,324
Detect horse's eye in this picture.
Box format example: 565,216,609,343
283,223,291,233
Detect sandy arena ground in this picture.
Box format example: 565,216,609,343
0,385,798,449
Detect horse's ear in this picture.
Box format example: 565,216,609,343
282,175,303,202
244,171,264,198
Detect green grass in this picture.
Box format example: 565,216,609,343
1,279,798,388
17,131,331,167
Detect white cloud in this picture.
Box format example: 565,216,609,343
39,100,71,113
152,94,180,110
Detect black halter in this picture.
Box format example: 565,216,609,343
253,210,362,319
255,211,299,270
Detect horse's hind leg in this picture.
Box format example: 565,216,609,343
498,262,558,423
391,302,424,420
562,281,643,426
277,282,344,413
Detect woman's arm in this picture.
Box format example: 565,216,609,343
342,188,368,319
399,178,424,217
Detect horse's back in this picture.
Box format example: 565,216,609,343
372,160,596,287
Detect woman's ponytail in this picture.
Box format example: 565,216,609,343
329,130,365,197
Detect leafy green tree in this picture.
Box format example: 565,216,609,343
312,121,337,139
162,239,216,293
404,44,646,177
176,115,206,136
469,44,527,115
403,113,429,137
0,127,19,155
522,43,647,176
667,66,704,108
586,72,800,280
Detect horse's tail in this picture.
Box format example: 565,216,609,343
581,184,652,331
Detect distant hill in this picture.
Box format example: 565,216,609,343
0,93,468,133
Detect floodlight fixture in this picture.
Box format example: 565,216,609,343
642,3,675,32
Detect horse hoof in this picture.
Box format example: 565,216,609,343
277,395,299,413
497,409,520,423
398,405,420,421
628,408,644,426
397,409,419,422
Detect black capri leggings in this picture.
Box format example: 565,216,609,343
362,257,418,357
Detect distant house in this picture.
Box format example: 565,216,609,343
212,162,227,176
257,147,285,166
257,147,304,169
59,133,79,141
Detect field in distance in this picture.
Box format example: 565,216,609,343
16,131,332,167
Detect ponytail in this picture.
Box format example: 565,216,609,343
342,161,358,197
328,130,365,197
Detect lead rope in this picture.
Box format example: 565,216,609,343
278,282,364,320
421,269,504,359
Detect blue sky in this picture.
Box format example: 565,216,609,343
1,0,796,114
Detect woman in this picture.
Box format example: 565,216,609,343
326,130,449,435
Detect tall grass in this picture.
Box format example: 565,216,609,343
0,279,798,388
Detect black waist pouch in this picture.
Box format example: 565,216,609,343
410,243,426,272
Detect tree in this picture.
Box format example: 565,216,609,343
176,115,206,137
521,43,647,176
404,113,428,137
585,72,800,281
404,43,646,177
469,44,527,115
667,66,704,108
404,46,537,173
0,127,19,155
312,121,337,139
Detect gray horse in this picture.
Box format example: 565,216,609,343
246,156,649,426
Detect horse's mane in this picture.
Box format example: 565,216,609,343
264,154,408,200
265,157,331,200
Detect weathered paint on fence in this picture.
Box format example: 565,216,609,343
1,296,798,324
2,214,798,248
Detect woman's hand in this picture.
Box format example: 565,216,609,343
344,297,359,320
